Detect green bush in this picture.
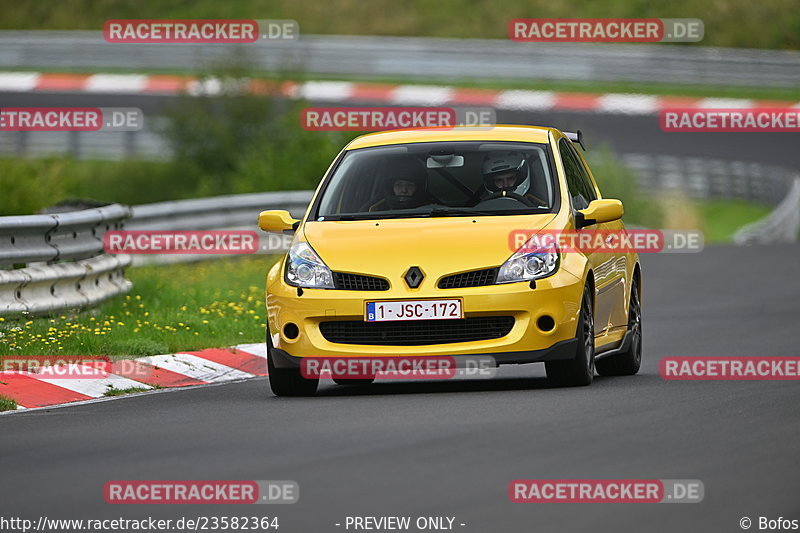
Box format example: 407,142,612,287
585,149,663,228
0,395,17,412
0,158,183,215
162,64,355,196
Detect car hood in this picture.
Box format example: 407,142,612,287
302,214,557,281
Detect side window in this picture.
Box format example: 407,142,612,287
566,142,598,203
558,139,592,210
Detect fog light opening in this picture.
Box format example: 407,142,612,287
536,315,556,333
283,322,299,340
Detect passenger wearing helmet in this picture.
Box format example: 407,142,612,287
477,151,547,206
366,158,431,211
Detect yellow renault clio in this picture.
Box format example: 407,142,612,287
259,126,642,396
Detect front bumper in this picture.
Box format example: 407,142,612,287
269,336,580,369
266,262,585,368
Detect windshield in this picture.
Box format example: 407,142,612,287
315,141,556,220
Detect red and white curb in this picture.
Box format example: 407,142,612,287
0,343,268,413
1,72,798,115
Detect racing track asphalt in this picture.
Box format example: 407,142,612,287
1,243,799,532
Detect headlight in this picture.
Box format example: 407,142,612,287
496,241,559,284
285,242,334,289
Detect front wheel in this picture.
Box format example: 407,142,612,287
267,335,318,397
545,284,595,387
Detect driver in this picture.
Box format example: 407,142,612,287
479,151,547,206
367,158,430,211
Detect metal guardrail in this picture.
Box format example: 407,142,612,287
734,178,800,245
0,192,312,315
127,191,313,266
619,154,796,206
127,191,312,231
0,204,132,316
1,31,799,87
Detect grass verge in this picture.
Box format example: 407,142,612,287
103,386,156,397
695,199,772,242
0,395,18,411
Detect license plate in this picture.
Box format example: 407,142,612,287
366,299,462,322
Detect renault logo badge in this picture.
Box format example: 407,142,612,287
404,266,424,288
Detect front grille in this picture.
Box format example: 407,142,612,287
438,268,498,289
319,316,514,346
333,272,390,291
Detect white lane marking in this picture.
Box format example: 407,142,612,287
495,90,555,110
697,98,754,108
85,74,148,93
597,93,659,115
0,72,40,91
186,77,222,96
234,343,268,359
36,365,152,397
297,81,354,101
0,375,260,416
140,353,254,383
390,85,453,105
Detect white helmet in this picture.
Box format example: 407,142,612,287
482,151,530,196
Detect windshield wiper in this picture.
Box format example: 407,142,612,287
323,213,422,221
323,214,371,221
424,208,507,217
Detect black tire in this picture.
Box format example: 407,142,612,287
596,275,642,376
333,377,376,386
266,335,318,397
545,284,595,387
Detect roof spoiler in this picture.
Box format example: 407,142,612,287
564,130,587,151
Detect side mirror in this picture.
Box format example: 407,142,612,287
576,199,624,228
258,210,299,232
